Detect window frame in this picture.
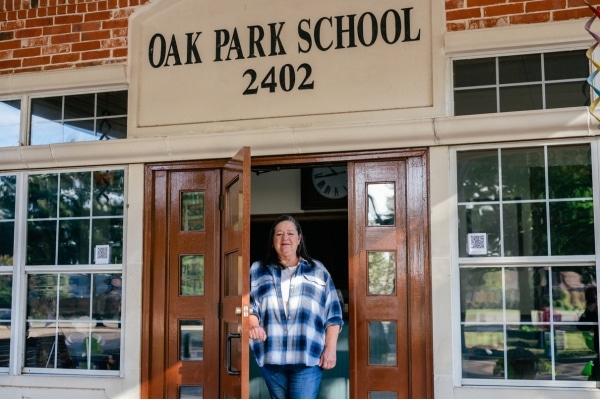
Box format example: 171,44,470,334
0,167,127,377
451,49,591,116
0,86,127,148
451,139,600,388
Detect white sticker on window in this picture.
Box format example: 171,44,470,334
95,245,111,264
467,233,487,255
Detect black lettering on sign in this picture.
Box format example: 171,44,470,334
243,63,314,95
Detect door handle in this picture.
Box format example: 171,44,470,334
226,333,241,375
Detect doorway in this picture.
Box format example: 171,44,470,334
140,148,432,399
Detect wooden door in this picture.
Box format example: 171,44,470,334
142,166,221,399
141,148,251,399
220,147,251,399
348,154,432,398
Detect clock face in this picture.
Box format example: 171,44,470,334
311,166,348,199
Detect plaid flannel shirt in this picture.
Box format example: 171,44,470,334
249,258,344,367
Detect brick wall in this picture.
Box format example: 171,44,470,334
446,0,600,31
0,0,150,75
1,1,600,75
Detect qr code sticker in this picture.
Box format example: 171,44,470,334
95,245,110,264
467,233,487,255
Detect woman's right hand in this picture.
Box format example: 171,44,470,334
249,325,267,341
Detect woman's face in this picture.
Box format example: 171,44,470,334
272,220,302,260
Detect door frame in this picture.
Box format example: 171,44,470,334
252,148,433,398
140,148,433,398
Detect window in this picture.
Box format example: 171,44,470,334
0,90,127,148
453,50,590,116
456,143,598,386
0,168,125,376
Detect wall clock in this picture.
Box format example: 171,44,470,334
301,166,348,210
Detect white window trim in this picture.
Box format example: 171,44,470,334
1,166,128,377
450,138,600,389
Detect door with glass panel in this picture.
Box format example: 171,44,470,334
348,155,432,398
142,149,250,399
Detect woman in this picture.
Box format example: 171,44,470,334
249,215,344,399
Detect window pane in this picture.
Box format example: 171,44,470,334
27,274,58,320
94,274,122,322
181,255,204,296
454,88,497,116
58,219,90,265
63,119,96,142
546,82,590,109
547,144,592,199
368,251,396,295
0,175,16,220
180,386,203,399
93,170,125,217
458,204,501,257
369,321,396,366
501,147,545,201
461,268,503,322
367,183,395,226
226,179,240,228
31,97,62,121
60,172,92,218
97,116,127,140
180,320,204,361
29,119,65,145
28,173,58,219
225,251,240,297
457,150,499,203
453,58,496,87
27,220,57,265
91,218,123,264
64,94,94,120
462,324,504,379
181,192,205,231
499,54,542,84
545,50,589,81
369,392,398,399
550,201,595,256
0,100,21,147
504,325,551,380
502,202,548,257
97,91,127,116
0,275,12,368
499,85,543,112
60,274,91,320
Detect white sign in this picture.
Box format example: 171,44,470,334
130,0,433,126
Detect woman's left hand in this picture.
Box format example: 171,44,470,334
319,345,337,370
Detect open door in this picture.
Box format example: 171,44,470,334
220,147,251,399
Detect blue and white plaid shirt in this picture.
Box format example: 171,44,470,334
249,258,344,367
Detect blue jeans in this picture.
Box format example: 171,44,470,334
260,364,323,399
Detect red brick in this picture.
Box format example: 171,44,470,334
484,4,525,17
22,55,50,67
50,33,80,45
25,17,54,28
81,30,110,41
13,47,41,58
446,8,482,21
15,27,43,39
81,49,110,60
0,39,21,51
0,59,21,69
43,24,71,35
72,21,102,32
554,7,596,19
446,0,466,9
72,40,101,52
467,0,506,6
526,0,567,12
52,52,80,63
510,11,551,23
55,14,83,24
42,43,70,55
84,10,111,22
112,47,128,57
